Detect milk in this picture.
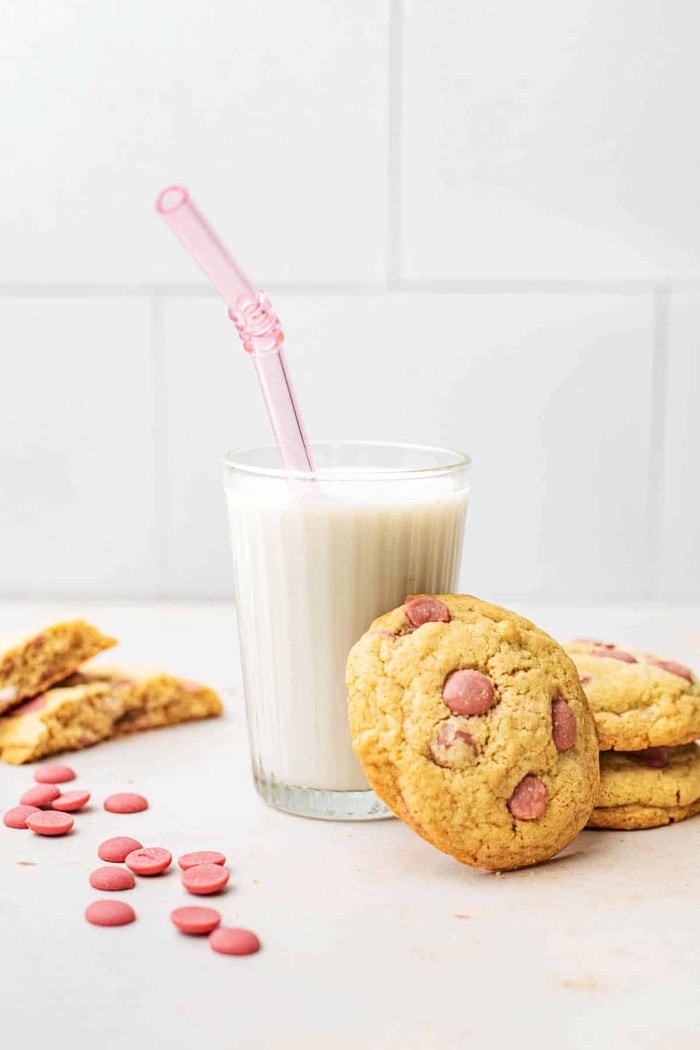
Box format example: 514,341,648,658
226,485,468,794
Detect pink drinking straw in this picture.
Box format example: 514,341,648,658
155,186,314,474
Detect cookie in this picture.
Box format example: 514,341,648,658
347,594,599,871
588,744,700,829
565,639,699,751
84,664,223,735
0,664,223,764
0,676,134,764
0,620,116,714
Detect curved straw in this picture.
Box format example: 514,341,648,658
156,186,314,472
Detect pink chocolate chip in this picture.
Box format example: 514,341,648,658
551,698,576,751
579,674,592,686
572,638,616,649
645,658,693,683
507,775,548,820
405,598,451,628
590,648,637,664
429,719,476,768
630,747,669,769
442,669,495,716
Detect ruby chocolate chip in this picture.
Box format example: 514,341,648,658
590,648,637,664
572,638,616,649
551,698,576,751
429,719,476,768
405,597,451,628
442,669,496,716
645,658,693,683
630,747,669,769
507,775,548,820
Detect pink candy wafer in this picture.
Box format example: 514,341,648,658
52,790,91,813
85,900,136,927
25,811,74,836
181,863,230,895
178,851,227,871
103,792,148,814
171,906,222,934
20,784,60,808
98,836,143,863
34,764,76,784
90,866,136,891
125,847,172,876
3,805,40,829
209,927,260,956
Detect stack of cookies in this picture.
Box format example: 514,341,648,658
565,639,700,830
0,619,222,765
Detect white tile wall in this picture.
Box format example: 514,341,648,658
162,293,655,600
0,3,697,600
401,1,700,280
0,297,156,595
0,1,388,283
659,295,700,596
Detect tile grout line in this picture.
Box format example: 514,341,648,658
149,293,169,599
386,0,403,284
645,284,671,598
2,279,699,297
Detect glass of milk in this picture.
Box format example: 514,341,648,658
223,442,471,820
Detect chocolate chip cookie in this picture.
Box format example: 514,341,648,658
565,639,700,751
347,594,599,871
588,744,700,829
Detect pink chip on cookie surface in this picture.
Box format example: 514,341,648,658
507,775,548,820
590,648,637,664
429,719,476,768
442,669,495,716
551,698,576,751
630,747,669,769
644,658,693,683
405,597,451,628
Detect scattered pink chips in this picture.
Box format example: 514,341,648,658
85,900,136,927
182,863,230,895
52,790,91,813
25,811,74,836
3,804,40,829
125,847,172,876
103,792,148,814
89,866,136,891
178,851,227,871
20,784,61,808
171,906,222,935
209,927,260,956
98,836,143,863
34,764,76,784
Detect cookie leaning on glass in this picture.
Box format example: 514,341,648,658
347,594,600,872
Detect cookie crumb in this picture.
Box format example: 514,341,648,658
453,913,471,919
17,860,35,866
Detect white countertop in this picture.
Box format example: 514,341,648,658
1,599,699,1050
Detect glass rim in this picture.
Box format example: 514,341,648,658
223,441,472,482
